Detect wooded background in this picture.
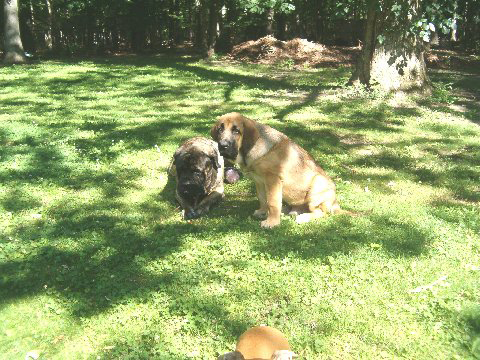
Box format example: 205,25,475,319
2,0,479,56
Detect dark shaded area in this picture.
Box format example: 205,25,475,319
2,187,42,212
247,214,431,260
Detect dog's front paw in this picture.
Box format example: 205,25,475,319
261,218,280,228
253,209,268,219
184,209,199,220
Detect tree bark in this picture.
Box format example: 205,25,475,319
195,0,208,54
265,8,274,36
206,0,218,56
3,0,26,64
19,0,36,52
314,0,324,42
349,0,431,93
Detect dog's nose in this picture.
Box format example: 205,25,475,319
180,183,203,196
218,142,228,151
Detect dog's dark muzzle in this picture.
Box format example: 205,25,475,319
178,182,205,199
218,140,237,159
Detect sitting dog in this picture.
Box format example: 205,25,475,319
218,325,297,360
169,137,224,220
212,112,346,228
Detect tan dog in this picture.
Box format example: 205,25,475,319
218,326,297,360
211,112,343,228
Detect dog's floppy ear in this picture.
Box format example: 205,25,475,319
169,150,182,177
240,117,259,158
211,121,220,141
210,144,222,170
173,149,180,165
173,148,186,168
210,154,221,170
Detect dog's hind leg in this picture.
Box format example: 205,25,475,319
306,175,338,214
295,208,325,224
295,175,338,224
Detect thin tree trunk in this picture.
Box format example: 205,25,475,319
24,0,36,51
3,0,26,64
350,0,376,86
277,13,286,40
168,0,177,45
314,0,324,42
111,18,119,52
222,0,237,50
195,0,208,54
206,0,218,56
265,8,274,36
44,0,53,50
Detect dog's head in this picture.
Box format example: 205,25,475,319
217,351,245,360
211,112,259,162
173,146,220,201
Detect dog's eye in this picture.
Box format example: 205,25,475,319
232,128,240,135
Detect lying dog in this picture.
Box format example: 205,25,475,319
169,137,224,220
212,112,345,228
218,325,297,360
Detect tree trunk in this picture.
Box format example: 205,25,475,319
349,0,431,93
350,1,376,86
206,0,218,57
168,0,178,45
276,12,286,40
130,0,147,52
19,0,36,52
220,0,238,51
314,0,324,42
265,8,274,36
3,0,26,64
44,0,54,50
195,0,208,54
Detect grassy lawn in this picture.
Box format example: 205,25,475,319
0,55,479,360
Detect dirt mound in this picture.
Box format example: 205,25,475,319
230,35,359,67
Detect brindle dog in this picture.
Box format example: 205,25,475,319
169,137,224,220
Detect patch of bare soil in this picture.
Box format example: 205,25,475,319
229,35,359,67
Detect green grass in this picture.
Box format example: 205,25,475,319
1,55,479,360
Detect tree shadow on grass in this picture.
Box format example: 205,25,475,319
1,187,42,212
272,100,480,202
248,213,431,261
462,306,480,355
428,198,480,234
1,200,188,316
421,70,480,126
275,88,321,122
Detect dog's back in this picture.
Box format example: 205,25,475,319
235,326,291,360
